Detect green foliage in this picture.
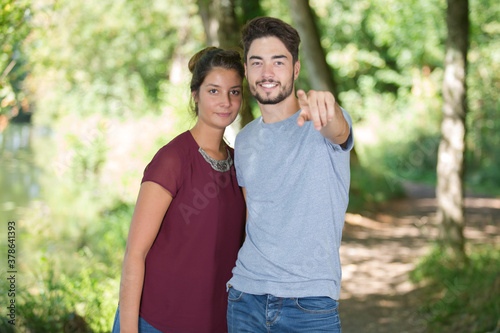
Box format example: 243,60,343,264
0,0,31,45
1,124,134,332
260,0,291,24
14,193,131,331
0,0,32,120
64,122,108,181
308,0,500,193
466,0,500,195
2,0,499,331
27,0,204,124
235,0,265,26
348,164,405,211
310,0,445,186
362,132,441,185
410,244,500,332
314,0,445,98
16,249,121,332
17,258,91,332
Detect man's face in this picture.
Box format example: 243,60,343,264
245,36,300,105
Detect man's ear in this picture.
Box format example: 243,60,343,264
244,63,248,77
294,61,301,80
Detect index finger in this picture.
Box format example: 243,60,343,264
297,89,309,109
304,90,322,130
297,90,309,127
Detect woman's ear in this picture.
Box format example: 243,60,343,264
192,91,198,103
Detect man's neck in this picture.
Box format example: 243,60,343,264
259,94,301,124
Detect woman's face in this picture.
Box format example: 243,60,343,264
193,67,243,130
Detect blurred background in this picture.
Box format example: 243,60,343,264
0,0,498,332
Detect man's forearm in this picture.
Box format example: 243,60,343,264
320,103,350,145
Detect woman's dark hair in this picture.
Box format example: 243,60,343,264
188,47,245,115
241,17,301,64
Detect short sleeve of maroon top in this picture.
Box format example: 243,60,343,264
139,131,246,333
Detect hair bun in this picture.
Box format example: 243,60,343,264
188,46,219,73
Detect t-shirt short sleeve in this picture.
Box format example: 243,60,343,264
234,137,245,188
141,144,184,197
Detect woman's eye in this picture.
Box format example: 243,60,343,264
231,90,241,95
209,89,218,94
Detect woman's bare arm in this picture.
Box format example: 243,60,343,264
118,181,173,333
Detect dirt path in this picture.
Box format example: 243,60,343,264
339,183,500,332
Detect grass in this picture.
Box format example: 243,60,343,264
410,244,500,333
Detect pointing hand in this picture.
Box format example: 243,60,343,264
297,89,336,131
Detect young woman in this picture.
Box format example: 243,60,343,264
112,47,246,333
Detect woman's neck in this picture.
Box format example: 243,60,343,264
189,123,226,158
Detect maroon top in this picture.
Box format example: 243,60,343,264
139,131,245,333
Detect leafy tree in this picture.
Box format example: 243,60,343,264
236,0,265,25
0,0,31,122
466,0,500,192
312,0,500,194
27,0,204,123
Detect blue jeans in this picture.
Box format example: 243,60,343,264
227,287,341,332
111,306,163,333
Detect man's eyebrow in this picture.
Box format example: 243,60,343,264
248,55,289,61
249,55,263,61
272,55,288,60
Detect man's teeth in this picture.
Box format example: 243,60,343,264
261,83,277,88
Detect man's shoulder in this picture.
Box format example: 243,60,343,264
236,117,261,141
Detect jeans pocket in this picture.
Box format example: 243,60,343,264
294,297,338,314
227,286,245,302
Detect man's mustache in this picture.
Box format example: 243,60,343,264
256,79,280,85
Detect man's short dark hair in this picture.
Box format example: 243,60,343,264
241,17,301,64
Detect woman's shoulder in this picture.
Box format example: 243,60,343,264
146,131,196,169
142,132,195,193
156,131,195,156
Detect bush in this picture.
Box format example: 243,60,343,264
410,244,500,332
13,201,131,332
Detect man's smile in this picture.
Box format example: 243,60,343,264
258,81,279,89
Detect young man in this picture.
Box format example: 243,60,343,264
227,17,353,332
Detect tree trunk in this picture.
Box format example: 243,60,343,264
289,0,359,166
436,0,468,262
196,0,255,143
240,1,264,24
289,0,338,99
197,0,219,47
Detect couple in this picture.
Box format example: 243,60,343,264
112,16,353,333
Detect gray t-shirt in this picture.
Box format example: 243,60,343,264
228,108,353,300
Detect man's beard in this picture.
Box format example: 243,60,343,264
249,73,295,105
